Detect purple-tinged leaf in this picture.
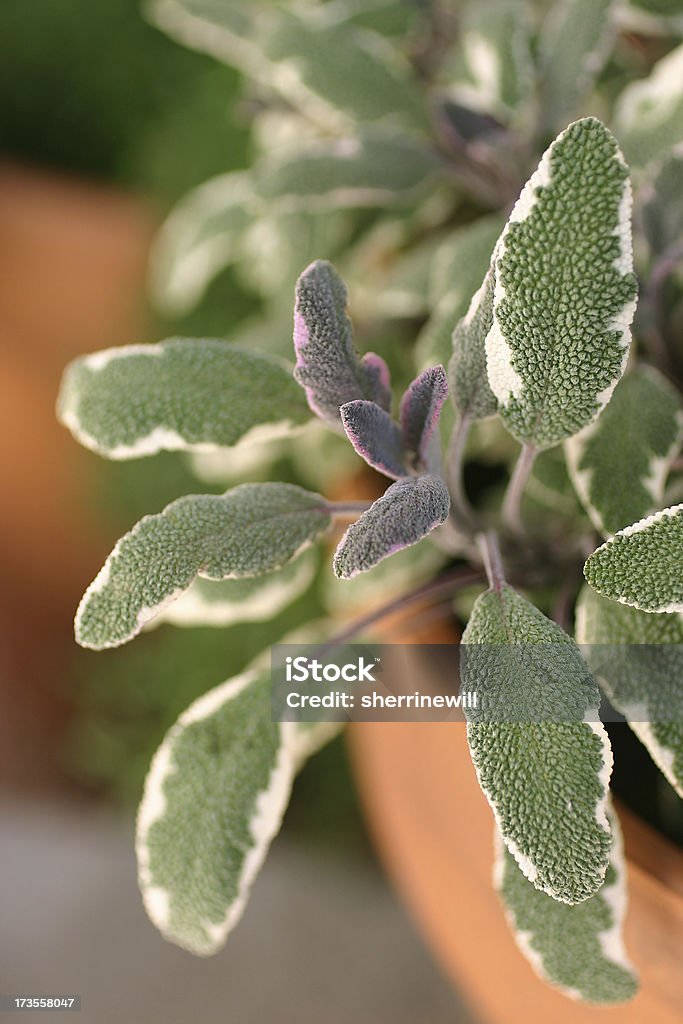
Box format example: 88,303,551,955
400,365,448,471
293,260,391,427
333,474,450,579
340,401,407,480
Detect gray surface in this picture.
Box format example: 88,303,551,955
1,799,473,1024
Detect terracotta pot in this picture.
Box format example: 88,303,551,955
347,645,683,1023
0,162,155,786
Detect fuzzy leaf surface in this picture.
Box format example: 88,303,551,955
496,803,637,1003
584,504,683,612
485,117,637,449
136,663,329,956
399,365,448,471
156,549,317,629
333,475,450,578
340,401,406,479
294,260,390,426
566,367,683,537
462,585,612,904
58,339,308,459
76,484,331,649
448,268,499,420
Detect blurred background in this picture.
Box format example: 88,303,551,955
0,1,472,1020
4,0,683,1019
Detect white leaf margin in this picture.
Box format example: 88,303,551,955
136,662,340,955
150,548,317,629
575,591,683,798
493,800,636,1001
467,711,613,903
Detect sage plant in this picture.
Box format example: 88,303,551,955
58,0,683,1006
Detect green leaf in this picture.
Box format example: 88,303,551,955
448,267,499,420
58,339,309,459
444,0,533,122
538,0,615,134
614,43,683,167
618,0,683,36
254,131,442,212
462,584,613,903
155,549,318,629
75,484,331,649
136,661,332,955
415,214,505,369
522,447,585,524
566,366,683,537
321,0,420,37
485,117,637,449
294,259,391,426
641,147,683,257
257,8,428,133
576,585,683,798
149,0,269,73
149,172,253,316
584,504,683,612
495,802,638,1003
333,475,450,578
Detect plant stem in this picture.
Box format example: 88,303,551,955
320,565,483,653
476,530,506,592
447,413,474,531
501,443,537,535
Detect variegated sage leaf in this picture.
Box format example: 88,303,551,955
340,401,406,479
257,8,428,133
255,132,442,212
445,0,533,122
58,339,308,459
538,0,615,134
495,803,637,1003
485,117,637,450
137,661,332,956
448,268,499,420
155,549,317,629
641,147,683,257
614,43,683,167
618,0,683,34
584,504,683,612
333,475,450,579
294,260,391,426
416,214,505,369
399,365,448,472
149,172,252,316
576,585,683,798
150,0,257,70
76,484,331,649
462,585,613,904
566,366,683,537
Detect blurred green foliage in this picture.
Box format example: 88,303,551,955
0,0,248,202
